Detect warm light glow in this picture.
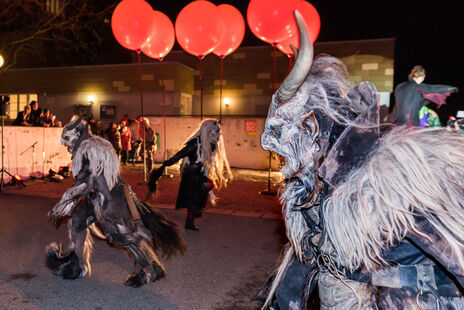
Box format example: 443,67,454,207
223,97,231,107
0,55,4,68
87,94,96,103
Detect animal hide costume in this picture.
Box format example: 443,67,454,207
148,119,232,230
259,11,464,310
46,116,186,287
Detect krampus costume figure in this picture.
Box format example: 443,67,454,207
259,11,464,309
46,116,186,287
148,119,232,230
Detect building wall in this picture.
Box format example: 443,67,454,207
148,116,276,170
161,38,395,116
0,39,395,123
0,62,194,123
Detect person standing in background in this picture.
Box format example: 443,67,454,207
389,65,458,126
120,120,131,165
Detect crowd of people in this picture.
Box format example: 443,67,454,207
12,100,62,127
88,114,157,168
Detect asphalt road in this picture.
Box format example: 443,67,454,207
0,191,286,310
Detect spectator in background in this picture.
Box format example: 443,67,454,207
388,65,458,126
54,120,63,128
129,117,141,163
105,122,121,156
120,114,132,127
419,106,441,128
141,118,157,171
40,109,53,127
120,120,132,165
13,105,31,126
94,120,104,137
88,116,98,135
29,100,42,126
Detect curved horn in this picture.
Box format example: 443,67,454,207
275,10,314,103
65,115,84,130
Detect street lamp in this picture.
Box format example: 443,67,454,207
223,97,231,108
87,94,95,105
0,55,4,68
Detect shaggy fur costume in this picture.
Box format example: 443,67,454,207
46,116,186,287
148,119,232,229
259,11,464,310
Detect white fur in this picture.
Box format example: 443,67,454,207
73,137,120,191
324,127,464,272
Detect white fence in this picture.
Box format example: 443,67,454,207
0,117,279,183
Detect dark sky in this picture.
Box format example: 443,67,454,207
148,0,464,114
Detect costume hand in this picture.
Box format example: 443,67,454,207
147,165,164,192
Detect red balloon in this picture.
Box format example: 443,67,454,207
277,1,321,56
111,0,156,51
247,0,301,44
142,11,175,60
213,4,245,58
175,1,225,58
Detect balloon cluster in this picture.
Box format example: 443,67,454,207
111,0,246,61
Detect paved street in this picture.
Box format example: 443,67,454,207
0,167,286,310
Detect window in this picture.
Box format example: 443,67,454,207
180,93,192,115
7,94,37,120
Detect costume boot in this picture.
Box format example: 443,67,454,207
185,212,199,231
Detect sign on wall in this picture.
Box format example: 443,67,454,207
101,105,116,119
245,120,257,135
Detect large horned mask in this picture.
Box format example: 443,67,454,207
61,116,91,154
261,10,318,179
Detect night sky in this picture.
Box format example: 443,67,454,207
145,0,464,116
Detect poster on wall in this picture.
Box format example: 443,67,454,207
245,120,257,135
101,105,116,119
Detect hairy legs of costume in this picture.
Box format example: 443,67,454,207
123,241,166,287
185,210,199,231
46,201,94,279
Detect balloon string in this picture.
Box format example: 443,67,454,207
136,49,146,182
219,56,224,123
272,43,277,93
159,60,167,163
199,57,204,120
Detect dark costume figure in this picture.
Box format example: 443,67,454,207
389,65,458,126
148,119,232,231
259,11,464,309
46,116,185,287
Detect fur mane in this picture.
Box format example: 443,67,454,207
182,119,232,189
323,127,464,272
72,136,120,190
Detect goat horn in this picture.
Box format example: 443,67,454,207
275,10,314,103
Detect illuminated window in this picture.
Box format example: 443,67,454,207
7,94,38,120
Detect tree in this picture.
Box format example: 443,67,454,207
0,0,117,71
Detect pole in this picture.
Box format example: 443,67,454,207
1,116,4,190
159,59,172,178
42,126,45,179
136,49,147,183
260,44,278,196
219,56,224,123
199,56,204,120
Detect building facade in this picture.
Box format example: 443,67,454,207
0,38,394,125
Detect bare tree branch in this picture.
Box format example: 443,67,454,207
0,0,116,72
